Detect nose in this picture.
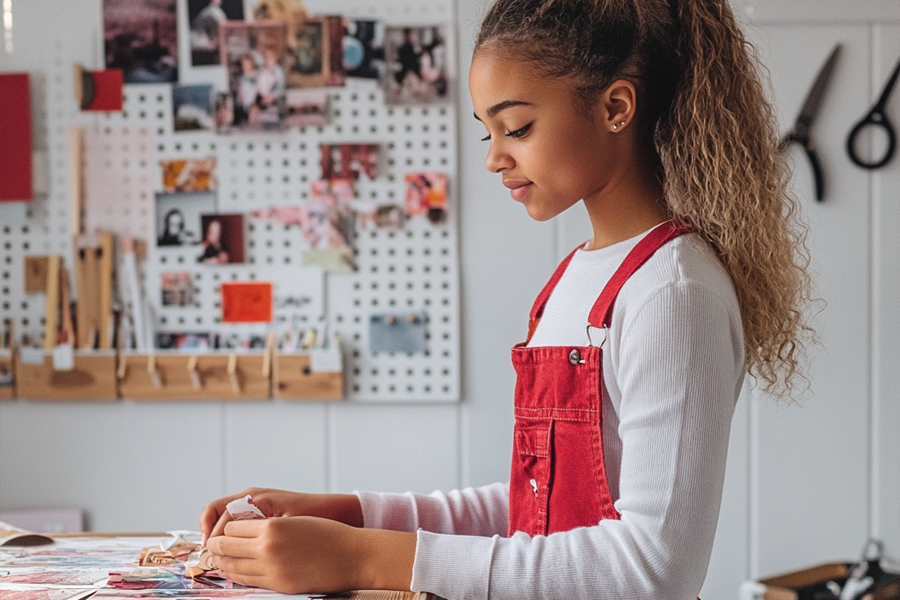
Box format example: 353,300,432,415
484,140,513,173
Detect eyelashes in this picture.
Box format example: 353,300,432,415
480,123,532,141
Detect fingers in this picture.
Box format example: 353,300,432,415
206,531,260,559
207,509,236,542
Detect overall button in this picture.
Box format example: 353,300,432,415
568,348,582,365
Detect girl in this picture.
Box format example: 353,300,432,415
200,0,813,598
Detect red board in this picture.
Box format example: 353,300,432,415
0,73,33,202
221,282,274,323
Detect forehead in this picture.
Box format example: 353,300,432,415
469,49,575,115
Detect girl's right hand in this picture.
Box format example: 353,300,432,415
199,488,364,545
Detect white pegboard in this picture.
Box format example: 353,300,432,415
1,0,460,402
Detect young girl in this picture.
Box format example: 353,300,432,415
200,0,813,597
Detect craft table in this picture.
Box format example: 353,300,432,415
0,532,426,600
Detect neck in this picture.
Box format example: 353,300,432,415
582,148,668,251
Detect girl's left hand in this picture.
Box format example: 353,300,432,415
206,516,416,595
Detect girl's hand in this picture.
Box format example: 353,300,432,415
206,517,416,594
199,488,363,545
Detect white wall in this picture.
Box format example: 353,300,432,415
1,1,899,598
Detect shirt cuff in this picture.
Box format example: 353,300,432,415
411,529,497,600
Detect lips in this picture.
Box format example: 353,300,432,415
503,179,532,202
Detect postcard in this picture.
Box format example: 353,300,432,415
188,0,244,67
383,26,449,105
197,214,244,264
285,16,330,87
320,144,379,181
284,89,328,128
154,191,216,248
172,85,214,132
343,20,384,79
220,282,273,323
160,272,195,307
103,0,178,83
218,20,287,131
404,172,448,224
160,159,216,193
301,179,356,272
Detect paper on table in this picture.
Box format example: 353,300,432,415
0,521,54,547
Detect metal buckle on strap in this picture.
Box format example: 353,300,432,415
586,325,608,348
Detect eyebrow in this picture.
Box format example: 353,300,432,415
473,100,533,121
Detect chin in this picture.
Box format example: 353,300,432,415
524,204,562,222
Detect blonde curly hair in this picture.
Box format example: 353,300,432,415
476,0,815,398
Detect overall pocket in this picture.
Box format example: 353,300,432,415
508,420,553,536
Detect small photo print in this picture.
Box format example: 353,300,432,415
325,16,345,86
320,143,379,181
285,89,328,127
301,179,356,272
172,84,214,132
161,158,217,192
161,271,196,307
384,26,449,105
219,20,287,131
343,20,385,79
155,191,216,247
285,16,330,88
356,204,405,230
188,0,244,66
156,332,212,351
405,172,448,224
198,213,245,264
104,0,178,83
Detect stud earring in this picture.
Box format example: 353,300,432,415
611,121,626,132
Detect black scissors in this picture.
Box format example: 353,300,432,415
780,44,842,202
846,56,900,170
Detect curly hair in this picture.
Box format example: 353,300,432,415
476,0,816,398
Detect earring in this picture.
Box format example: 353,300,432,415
611,121,626,132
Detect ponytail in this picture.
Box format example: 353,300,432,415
476,0,815,398
658,0,815,397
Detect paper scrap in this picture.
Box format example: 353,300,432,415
225,495,266,520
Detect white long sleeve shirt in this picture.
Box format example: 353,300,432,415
356,230,745,600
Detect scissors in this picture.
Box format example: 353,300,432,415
846,56,899,170
780,44,842,202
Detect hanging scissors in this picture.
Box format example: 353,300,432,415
780,44,842,202
846,56,900,170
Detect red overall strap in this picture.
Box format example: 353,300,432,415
587,220,692,329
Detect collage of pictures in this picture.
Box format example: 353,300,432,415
101,0,453,350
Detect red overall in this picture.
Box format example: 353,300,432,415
508,221,691,536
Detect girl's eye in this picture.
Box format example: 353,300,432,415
480,134,491,142
505,123,531,138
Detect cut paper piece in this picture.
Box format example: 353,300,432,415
74,65,124,111
221,282,273,323
225,495,267,520
0,73,33,202
404,172,448,224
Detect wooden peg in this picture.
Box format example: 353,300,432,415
148,354,162,388
43,255,61,351
187,355,202,389
227,354,241,395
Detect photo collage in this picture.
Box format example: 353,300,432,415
101,0,453,352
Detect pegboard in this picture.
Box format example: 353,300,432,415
1,0,460,402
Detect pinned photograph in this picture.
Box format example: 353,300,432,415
325,16,345,86
104,0,178,83
384,26,449,105
405,172,448,224
219,20,287,131
301,179,356,272
172,85,214,132
285,89,328,127
320,143,379,181
285,16,330,88
188,0,244,66
343,20,384,79
161,272,196,307
161,158,216,192
198,214,245,264
221,282,273,323
155,191,216,247
355,204,405,230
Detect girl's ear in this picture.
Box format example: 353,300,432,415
601,79,637,132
